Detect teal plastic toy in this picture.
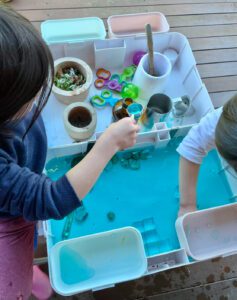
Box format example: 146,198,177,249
110,74,121,82
91,89,119,108
127,103,144,121
121,83,139,99
62,212,74,240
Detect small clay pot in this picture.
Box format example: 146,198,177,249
64,102,97,141
52,57,93,105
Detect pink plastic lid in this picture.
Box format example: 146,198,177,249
108,12,170,38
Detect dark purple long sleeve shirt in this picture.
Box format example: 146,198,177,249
0,108,80,221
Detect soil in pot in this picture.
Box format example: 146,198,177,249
54,65,86,91
68,107,92,128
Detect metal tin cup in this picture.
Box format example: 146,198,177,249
172,95,195,117
147,93,172,122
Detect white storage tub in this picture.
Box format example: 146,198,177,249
41,30,227,296
42,32,213,154
176,203,237,261
108,12,170,39
48,227,147,296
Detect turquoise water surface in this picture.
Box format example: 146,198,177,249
46,137,233,257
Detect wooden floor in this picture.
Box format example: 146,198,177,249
8,0,237,299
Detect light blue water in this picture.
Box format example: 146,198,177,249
60,245,95,284
46,137,233,257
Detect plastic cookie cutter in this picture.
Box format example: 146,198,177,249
120,65,137,81
94,69,126,92
96,68,111,80
94,68,111,89
110,73,129,92
91,89,119,108
107,79,124,92
94,78,124,92
94,78,109,89
90,95,106,107
110,73,121,82
127,103,144,122
101,89,119,106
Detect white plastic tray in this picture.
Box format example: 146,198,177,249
176,203,237,261
42,32,213,160
42,32,221,294
49,227,147,296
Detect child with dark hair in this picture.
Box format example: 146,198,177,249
178,94,237,216
0,6,139,299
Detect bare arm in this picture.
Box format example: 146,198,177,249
178,156,200,216
66,117,138,200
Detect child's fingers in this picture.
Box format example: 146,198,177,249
130,114,137,124
133,123,140,132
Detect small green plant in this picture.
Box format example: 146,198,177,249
54,66,86,91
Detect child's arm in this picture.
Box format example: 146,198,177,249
179,156,200,216
177,108,222,216
67,117,138,200
0,117,138,221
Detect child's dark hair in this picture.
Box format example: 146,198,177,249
0,5,54,134
215,94,237,169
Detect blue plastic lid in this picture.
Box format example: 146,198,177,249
41,17,106,44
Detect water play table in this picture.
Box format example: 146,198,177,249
11,1,237,298
38,24,237,296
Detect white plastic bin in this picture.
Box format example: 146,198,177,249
176,203,237,261
147,248,189,274
108,12,170,38
48,227,147,296
41,17,106,44
94,39,126,69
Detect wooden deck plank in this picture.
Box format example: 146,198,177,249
168,13,237,27
12,0,237,11
147,278,237,300
189,36,237,51
210,91,237,107
16,3,237,22
92,254,237,300
198,62,237,78
203,76,237,93
172,24,237,38
194,49,237,64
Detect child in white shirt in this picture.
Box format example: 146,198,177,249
177,95,237,216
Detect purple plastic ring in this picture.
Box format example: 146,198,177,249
108,80,120,90
133,51,146,66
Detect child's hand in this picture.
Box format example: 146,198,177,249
101,117,140,152
178,203,196,217
67,117,139,200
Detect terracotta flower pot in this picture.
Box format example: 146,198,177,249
52,57,93,105
64,102,97,141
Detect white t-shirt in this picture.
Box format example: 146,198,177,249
177,107,223,164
